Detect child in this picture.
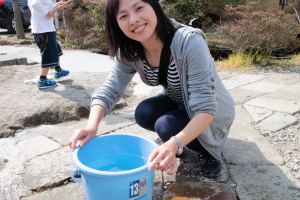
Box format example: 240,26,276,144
28,0,70,89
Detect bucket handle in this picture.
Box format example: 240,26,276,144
71,169,82,183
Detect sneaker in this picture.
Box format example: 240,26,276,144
54,69,69,80
37,78,57,89
197,149,221,178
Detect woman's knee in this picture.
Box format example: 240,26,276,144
154,115,179,142
135,99,157,131
154,109,190,141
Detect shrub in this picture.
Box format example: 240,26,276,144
218,2,300,58
57,0,107,50
161,0,243,27
161,0,202,25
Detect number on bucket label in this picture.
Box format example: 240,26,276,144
129,177,146,199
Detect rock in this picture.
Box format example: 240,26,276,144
0,40,15,45
112,98,128,110
261,59,273,67
0,65,109,138
18,40,34,45
90,49,108,55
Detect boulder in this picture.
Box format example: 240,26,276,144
0,64,108,138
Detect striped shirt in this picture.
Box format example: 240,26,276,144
143,58,185,108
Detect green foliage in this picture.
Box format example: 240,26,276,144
161,0,202,24
89,0,106,42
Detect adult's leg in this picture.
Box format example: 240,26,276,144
155,108,221,177
154,108,202,152
135,94,202,151
135,94,179,131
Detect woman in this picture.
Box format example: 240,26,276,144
68,0,235,178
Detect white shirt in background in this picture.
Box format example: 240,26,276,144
28,0,56,33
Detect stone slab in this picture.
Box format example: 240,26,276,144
217,70,236,80
21,183,85,200
16,135,62,159
257,112,298,132
266,82,300,103
240,81,286,93
243,105,273,122
119,106,136,120
43,115,135,146
96,115,136,136
0,54,28,67
262,74,300,85
228,165,300,200
24,146,73,189
111,124,159,142
222,74,266,90
229,87,264,105
223,106,284,166
153,170,164,200
0,138,32,200
245,96,300,114
163,182,237,200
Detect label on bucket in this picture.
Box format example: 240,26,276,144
129,177,146,199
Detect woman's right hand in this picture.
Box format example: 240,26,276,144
68,128,97,151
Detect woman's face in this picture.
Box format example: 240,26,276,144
116,0,158,45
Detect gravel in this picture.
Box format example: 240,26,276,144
257,113,300,181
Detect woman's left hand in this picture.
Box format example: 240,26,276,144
148,140,179,175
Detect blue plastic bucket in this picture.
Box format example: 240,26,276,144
71,133,158,200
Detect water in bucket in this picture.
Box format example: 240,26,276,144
88,153,148,172
71,133,158,200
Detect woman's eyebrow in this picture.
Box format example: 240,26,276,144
117,1,143,15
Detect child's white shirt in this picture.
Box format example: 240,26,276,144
28,0,56,33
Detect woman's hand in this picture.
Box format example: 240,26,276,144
68,128,97,151
147,139,179,175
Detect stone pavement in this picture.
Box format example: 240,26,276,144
0,46,300,200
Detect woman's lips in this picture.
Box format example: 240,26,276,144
132,24,146,33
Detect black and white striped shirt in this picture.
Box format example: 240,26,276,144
143,59,185,108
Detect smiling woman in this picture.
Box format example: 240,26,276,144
69,0,235,179
105,0,176,64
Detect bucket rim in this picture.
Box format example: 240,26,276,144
73,133,158,177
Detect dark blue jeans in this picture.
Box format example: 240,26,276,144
135,94,202,152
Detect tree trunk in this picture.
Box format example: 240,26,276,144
11,0,25,39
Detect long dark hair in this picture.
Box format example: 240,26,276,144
105,0,176,62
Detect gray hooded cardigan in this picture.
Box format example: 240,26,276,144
91,25,235,160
